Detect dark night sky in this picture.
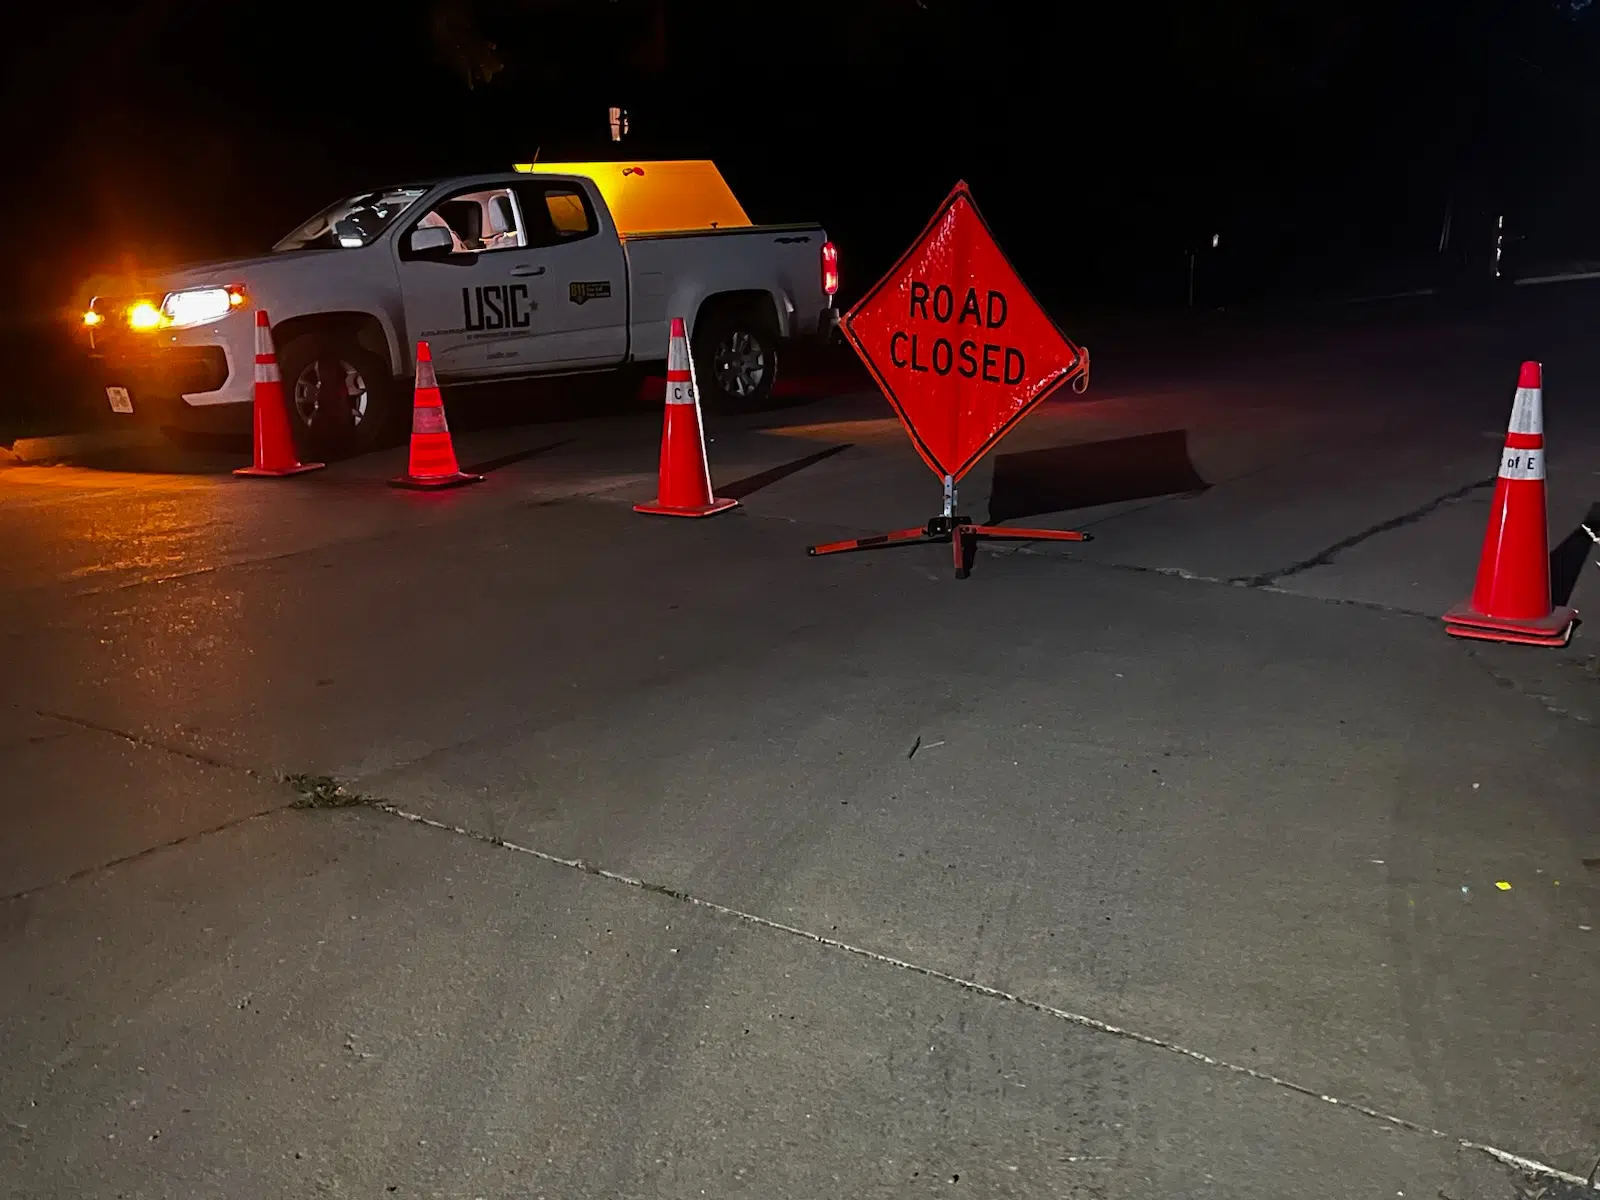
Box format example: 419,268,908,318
7,0,1600,322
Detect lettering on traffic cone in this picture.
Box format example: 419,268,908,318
234,310,325,477
633,317,738,518
1443,361,1577,646
389,341,483,490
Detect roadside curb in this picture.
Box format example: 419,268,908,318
0,427,164,466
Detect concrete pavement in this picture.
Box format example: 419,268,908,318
0,805,1552,1199
2,298,1598,1197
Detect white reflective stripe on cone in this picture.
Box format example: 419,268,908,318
254,360,280,384
413,406,449,435
416,360,439,390
666,335,690,373
1500,447,1545,481
666,380,695,405
1507,386,1543,435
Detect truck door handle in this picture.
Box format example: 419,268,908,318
511,265,546,277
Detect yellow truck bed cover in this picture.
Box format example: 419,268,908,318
513,160,753,237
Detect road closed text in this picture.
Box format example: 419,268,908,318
888,282,1025,385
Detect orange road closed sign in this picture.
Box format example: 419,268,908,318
841,181,1087,482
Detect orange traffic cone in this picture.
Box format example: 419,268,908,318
389,342,482,490
1443,361,1577,646
634,317,737,518
234,310,325,477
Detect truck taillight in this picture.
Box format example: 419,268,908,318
821,241,839,296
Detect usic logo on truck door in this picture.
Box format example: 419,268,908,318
462,284,535,331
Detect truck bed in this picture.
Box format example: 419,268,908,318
622,224,831,364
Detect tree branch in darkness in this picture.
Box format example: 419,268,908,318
431,0,507,88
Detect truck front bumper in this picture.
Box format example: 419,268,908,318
87,323,253,431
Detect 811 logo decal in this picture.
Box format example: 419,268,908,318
569,281,612,306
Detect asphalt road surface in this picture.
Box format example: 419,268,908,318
2,293,1598,1199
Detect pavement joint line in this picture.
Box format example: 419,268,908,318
35,709,254,774
1466,651,1594,726
1230,477,1497,588
0,806,283,903
1001,544,1446,622
368,798,1597,1192
795,525,1447,625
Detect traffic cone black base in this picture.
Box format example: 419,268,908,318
1443,606,1576,646
237,463,324,478
389,473,484,491
633,498,738,518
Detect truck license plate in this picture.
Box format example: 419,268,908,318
105,386,133,413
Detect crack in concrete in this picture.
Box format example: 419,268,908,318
366,798,1597,1194
1231,477,1496,588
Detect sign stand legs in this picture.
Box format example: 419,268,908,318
806,478,1091,579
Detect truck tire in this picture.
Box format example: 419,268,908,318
692,305,778,411
277,333,397,459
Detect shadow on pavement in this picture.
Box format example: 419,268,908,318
987,429,1210,523
1550,501,1600,607
462,439,574,476
720,443,853,500
62,428,249,474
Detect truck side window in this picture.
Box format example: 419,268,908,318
513,184,598,248
545,190,590,237
406,188,526,256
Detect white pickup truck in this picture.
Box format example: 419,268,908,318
83,161,839,453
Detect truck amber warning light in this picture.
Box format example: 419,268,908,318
127,301,165,331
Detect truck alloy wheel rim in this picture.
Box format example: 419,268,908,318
712,331,767,398
292,359,370,428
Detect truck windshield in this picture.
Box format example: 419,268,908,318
273,187,428,252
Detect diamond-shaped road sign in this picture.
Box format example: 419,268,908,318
841,181,1087,482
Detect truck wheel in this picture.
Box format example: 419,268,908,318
693,308,778,410
277,333,397,458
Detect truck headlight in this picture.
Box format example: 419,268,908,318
160,286,247,329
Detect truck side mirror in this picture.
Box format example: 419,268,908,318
407,225,457,260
